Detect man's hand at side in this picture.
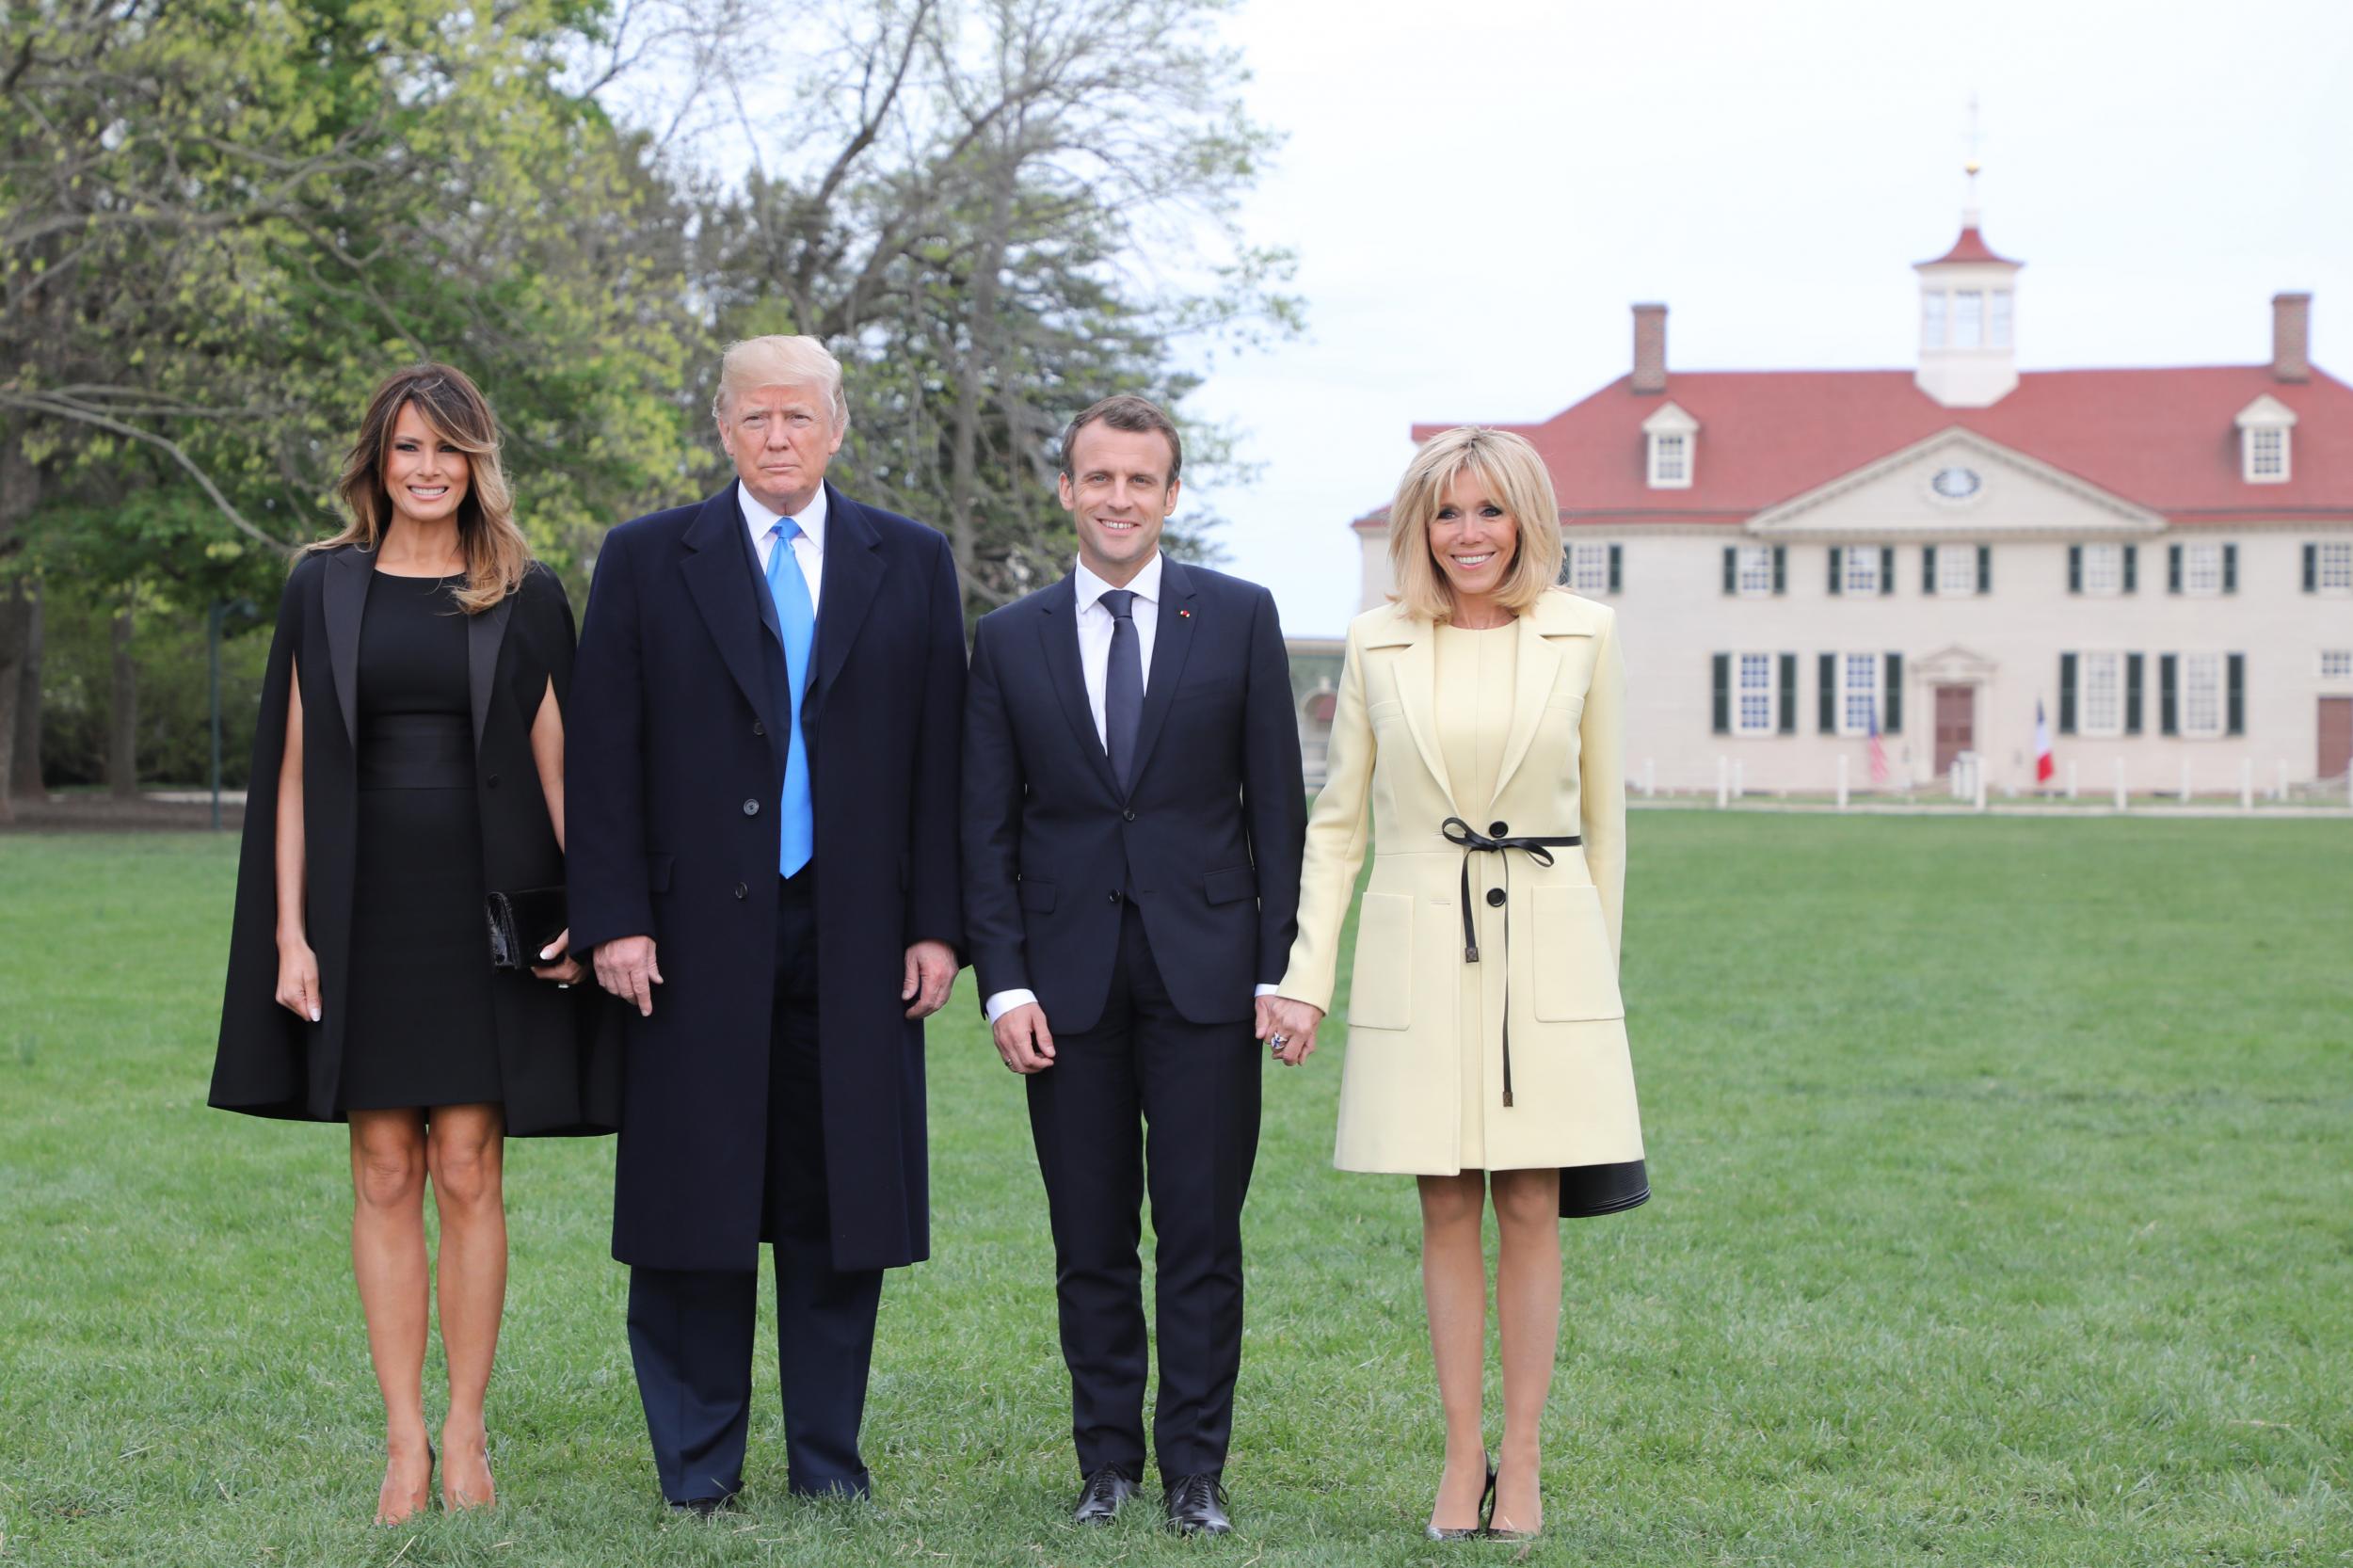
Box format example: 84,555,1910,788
903,939,957,1019
991,1002,1056,1074
595,935,664,1017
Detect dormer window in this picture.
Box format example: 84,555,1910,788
1642,400,1697,489
2235,394,2296,484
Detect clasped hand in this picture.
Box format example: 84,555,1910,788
1257,995,1324,1067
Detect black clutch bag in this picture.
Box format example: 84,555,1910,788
487,886,568,971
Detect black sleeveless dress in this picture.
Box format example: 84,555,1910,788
338,570,502,1111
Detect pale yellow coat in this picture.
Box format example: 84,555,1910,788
1276,588,1644,1176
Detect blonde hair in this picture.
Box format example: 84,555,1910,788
712,334,849,432
312,363,531,616
1386,426,1564,621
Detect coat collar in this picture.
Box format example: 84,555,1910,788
466,587,516,750
680,485,784,737
808,481,883,718
322,544,520,755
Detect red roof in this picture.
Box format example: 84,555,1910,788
1919,225,2019,267
1404,364,2353,527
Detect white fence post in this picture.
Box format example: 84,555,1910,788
1975,758,1989,812
2180,760,2193,804
2240,758,2254,811
1643,757,1656,797
1717,755,1729,809
2114,757,2127,811
2277,759,2289,802
1836,754,1849,810
2066,759,2078,800
1732,759,1745,801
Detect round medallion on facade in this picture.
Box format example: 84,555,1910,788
1930,465,1982,501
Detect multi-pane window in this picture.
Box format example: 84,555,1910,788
1843,547,1880,595
2183,542,2223,596
1922,293,1948,348
1737,545,1774,597
1737,653,1776,735
1988,290,2013,348
2080,652,2122,737
1954,291,1984,349
1651,433,1689,486
2319,541,2353,591
1838,652,1882,735
2181,653,2223,738
2249,428,2285,479
1938,546,1977,596
2320,649,2353,680
1567,542,1611,593
2081,542,2121,596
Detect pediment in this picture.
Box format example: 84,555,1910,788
1748,428,2164,539
1913,644,1999,684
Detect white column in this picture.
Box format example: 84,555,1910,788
2114,757,2127,810
2066,760,2077,800
1717,755,1729,808
2240,758,2254,811
1836,753,1849,810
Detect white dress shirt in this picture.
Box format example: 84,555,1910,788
984,551,1275,1026
739,480,826,612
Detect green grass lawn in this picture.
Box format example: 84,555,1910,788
2,817,2348,1566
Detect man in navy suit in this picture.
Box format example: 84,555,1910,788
961,395,1305,1534
568,335,965,1511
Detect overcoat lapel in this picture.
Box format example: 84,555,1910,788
1385,616,1461,816
1123,557,1198,793
1489,597,1594,807
323,545,371,754
809,484,883,715
466,590,516,749
1036,576,1122,799
679,488,783,738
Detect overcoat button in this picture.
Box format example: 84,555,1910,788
1108,890,1123,904
743,798,760,816
1123,808,1137,822
752,721,765,736
1489,820,1508,836
1486,887,1506,907
734,882,747,900
486,773,501,788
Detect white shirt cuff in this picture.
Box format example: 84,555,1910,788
984,988,1037,1024
1255,984,1280,998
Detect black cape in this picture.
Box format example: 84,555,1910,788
209,545,621,1135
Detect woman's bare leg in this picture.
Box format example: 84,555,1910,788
1489,1166,1561,1535
1418,1171,1491,1530
426,1103,506,1509
350,1108,433,1524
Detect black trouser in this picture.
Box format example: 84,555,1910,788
626,872,883,1504
1024,901,1263,1483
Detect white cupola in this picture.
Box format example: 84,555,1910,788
1913,162,2021,408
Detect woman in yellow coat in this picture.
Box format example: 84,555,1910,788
1262,426,1646,1541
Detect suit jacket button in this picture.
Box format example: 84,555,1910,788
1108,889,1123,904
734,882,748,900
486,772,501,789
743,798,760,816
1123,808,1137,822
752,721,766,737
1489,820,1508,837
1485,887,1506,907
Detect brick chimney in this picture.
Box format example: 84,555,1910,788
2273,292,2312,382
1631,303,1668,394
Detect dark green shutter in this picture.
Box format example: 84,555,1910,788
2223,543,2238,594
2125,653,2144,734
1721,546,1736,595
1608,543,1622,593
1883,652,1904,733
2123,543,2138,594
2159,654,2178,735
1771,545,1786,595
1977,544,1992,594
2058,652,2078,734
1818,653,1836,733
2168,543,2183,594
1828,546,1843,595
1880,545,1897,595
2068,544,2083,594
1711,653,1730,734
2227,653,2246,735
1778,654,1797,735
1922,545,1938,594
2305,543,2319,592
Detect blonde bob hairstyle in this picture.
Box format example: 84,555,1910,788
1386,425,1564,622
312,363,530,616
711,334,850,433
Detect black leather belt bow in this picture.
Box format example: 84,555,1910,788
1441,815,1582,1108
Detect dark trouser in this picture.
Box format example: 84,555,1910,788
626,872,883,1504
1024,901,1263,1484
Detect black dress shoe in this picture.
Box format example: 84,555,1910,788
1163,1472,1231,1536
1073,1466,1139,1525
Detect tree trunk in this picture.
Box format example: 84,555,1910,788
0,427,40,824
945,141,1018,600
109,600,137,801
12,580,43,799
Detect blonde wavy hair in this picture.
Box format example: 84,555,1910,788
1386,426,1564,622
311,363,531,615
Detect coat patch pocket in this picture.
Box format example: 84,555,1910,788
1530,885,1624,1021
1346,891,1413,1030
1019,880,1057,912
1204,865,1257,904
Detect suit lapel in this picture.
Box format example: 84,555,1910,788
680,487,784,738
466,588,516,750
323,546,370,755
1123,557,1196,794
809,483,883,716
1038,575,1122,799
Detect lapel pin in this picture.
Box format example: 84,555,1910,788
1178,609,1193,618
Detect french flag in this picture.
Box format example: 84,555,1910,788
2034,699,2055,784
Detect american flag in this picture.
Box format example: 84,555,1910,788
1867,701,1889,786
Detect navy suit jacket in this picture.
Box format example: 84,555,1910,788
961,559,1305,1034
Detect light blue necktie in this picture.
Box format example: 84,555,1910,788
764,520,816,876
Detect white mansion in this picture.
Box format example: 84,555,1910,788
1305,213,2353,798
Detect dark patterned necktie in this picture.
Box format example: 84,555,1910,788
1099,587,1142,791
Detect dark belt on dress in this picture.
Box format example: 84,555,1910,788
1442,815,1581,1109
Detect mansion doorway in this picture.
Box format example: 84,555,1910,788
1933,685,1977,775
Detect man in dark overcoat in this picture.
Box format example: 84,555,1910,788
567,335,965,1510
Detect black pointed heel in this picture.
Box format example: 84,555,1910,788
1424,1452,1497,1541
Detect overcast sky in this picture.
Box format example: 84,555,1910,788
1181,0,2353,635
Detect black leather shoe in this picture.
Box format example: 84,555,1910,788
1073,1466,1139,1526
1163,1473,1231,1536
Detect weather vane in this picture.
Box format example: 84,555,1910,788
1963,92,1983,212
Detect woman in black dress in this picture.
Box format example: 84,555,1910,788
211,365,616,1524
